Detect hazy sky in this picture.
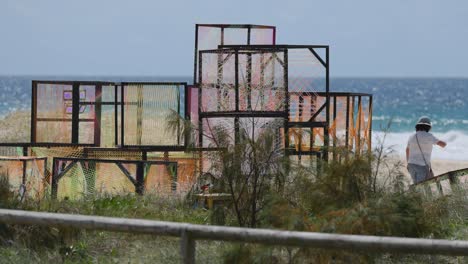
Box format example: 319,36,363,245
1,0,467,77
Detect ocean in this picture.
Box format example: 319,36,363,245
0,76,467,160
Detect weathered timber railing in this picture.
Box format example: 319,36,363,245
415,168,468,196
0,209,467,263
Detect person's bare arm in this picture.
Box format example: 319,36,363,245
437,141,447,148
406,147,409,162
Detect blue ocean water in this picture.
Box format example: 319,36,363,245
0,76,467,160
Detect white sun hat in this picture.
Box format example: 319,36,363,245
416,116,431,127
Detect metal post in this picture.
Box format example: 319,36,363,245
198,53,204,150
136,162,145,195
31,81,37,143
283,49,289,154
298,95,304,160
114,84,119,146
272,27,276,45
234,50,240,144
184,85,190,147
121,84,125,147
345,95,350,151
177,85,181,146
22,160,27,186
333,96,337,160
136,85,143,145
247,27,252,111
94,84,102,147
193,25,199,85
180,230,196,264
368,95,373,152
51,157,58,199
71,83,80,144
324,47,330,162
357,96,362,155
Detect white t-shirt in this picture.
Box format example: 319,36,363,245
407,131,439,166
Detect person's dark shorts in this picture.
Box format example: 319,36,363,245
407,163,430,184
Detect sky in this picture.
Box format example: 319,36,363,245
1,0,468,78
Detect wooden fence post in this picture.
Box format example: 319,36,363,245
181,229,196,264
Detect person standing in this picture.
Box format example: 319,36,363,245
406,116,447,184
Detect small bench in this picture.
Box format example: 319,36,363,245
194,193,232,209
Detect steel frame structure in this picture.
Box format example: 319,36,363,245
31,80,114,146
29,81,189,151
288,92,373,160
0,156,48,193
118,82,189,149
198,45,331,160
193,24,276,85
51,157,178,198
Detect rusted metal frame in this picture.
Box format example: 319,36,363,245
287,122,327,128
36,118,92,122
368,95,373,152
198,52,204,150
93,84,102,146
51,158,78,199
333,96,337,160
247,27,252,111
323,47,330,161
136,85,143,146
283,49,289,153
135,161,146,195
222,44,329,50
309,102,327,121
234,50,240,145
31,81,37,143
114,84,119,146
308,48,327,68
200,111,286,118
120,84,125,147
298,95,304,158
71,82,80,144
116,162,138,186
196,24,275,29
357,96,362,154
193,24,199,85
259,54,266,110
0,143,95,147
345,95,350,151
272,52,285,67
21,160,27,186
290,91,373,97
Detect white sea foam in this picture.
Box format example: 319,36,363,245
372,130,468,161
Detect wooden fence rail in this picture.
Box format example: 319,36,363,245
0,209,467,263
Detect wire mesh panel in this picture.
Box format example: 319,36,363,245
0,146,23,156
121,83,186,147
201,117,284,148
194,24,276,84
53,158,178,200
287,47,327,94
201,118,235,148
288,93,372,156
35,82,73,143
0,157,47,199
32,81,113,146
101,85,120,148
199,50,237,112
238,51,286,112
199,49,287,113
